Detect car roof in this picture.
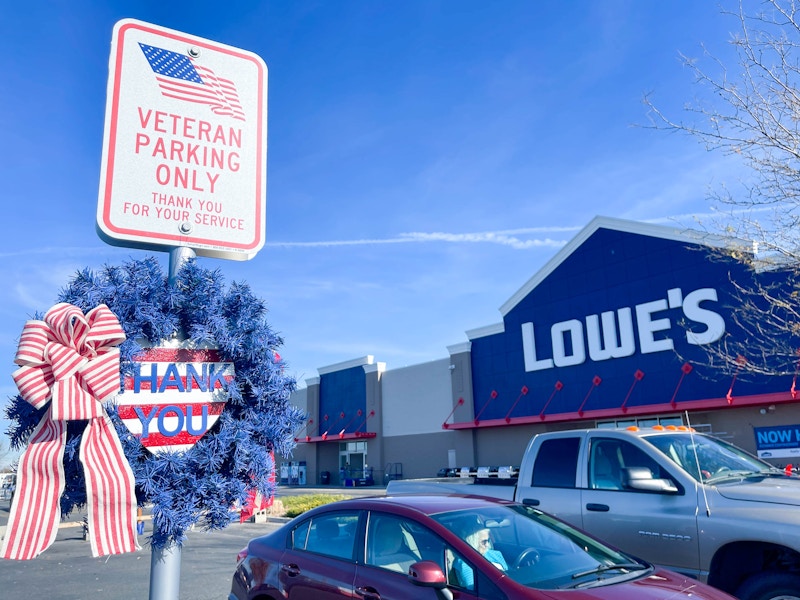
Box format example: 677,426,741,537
312,493,515,517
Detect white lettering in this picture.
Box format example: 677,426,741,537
683,288,725,345
522,322,554,371
586,308,635,361
636,299,673,354
552,320,585,367
521,286,725,372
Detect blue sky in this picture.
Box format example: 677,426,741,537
0,1,747,461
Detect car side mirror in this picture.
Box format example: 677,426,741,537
408,561,454,600
623,467,679,493
408,560,447,587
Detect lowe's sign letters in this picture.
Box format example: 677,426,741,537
522,287,725,371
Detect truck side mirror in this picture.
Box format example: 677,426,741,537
623,467,679,493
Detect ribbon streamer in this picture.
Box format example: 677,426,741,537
1,303,138,560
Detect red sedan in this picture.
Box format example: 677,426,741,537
230,494,735,599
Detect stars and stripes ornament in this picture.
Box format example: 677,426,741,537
138,42,245,121
117,342,234,454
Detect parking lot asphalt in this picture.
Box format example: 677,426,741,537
0,506,274,600
0,484,387,600
274,483,387,497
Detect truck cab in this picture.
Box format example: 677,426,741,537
516,427,800,599
517,429,699,576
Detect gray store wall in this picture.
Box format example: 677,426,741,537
380,358,471,479
381,358,451,436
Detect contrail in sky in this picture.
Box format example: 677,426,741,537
264,208,778,250
1,209,775,257
265,226,580,249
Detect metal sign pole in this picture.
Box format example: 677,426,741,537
147,245,196,600
149,544,182,600
168,246,196,287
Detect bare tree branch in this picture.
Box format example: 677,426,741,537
646,1,800,378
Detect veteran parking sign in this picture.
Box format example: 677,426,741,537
97,19,267,260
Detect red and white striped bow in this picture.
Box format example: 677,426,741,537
1,303,139,560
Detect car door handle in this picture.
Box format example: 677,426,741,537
280,563,300,577
355,585,381,600
521,498,540,506
586,503,610,512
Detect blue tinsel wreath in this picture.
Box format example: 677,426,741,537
4,256,305,548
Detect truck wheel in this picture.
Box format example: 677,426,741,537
735,572,800,600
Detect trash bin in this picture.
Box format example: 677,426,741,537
320,471,330,485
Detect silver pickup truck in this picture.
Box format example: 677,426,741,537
387,427,800,600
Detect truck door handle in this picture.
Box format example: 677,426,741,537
586,503,609,512
521,498,540,506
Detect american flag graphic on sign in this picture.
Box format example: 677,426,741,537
139,43,245,121
117,346,235,454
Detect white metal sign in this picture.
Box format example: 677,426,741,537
97,19,267,260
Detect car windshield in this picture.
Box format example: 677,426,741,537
645,433,778,482
431,504,650,590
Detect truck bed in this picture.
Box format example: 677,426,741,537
386,477,516,500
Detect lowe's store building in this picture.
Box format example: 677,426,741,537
285,216,800,487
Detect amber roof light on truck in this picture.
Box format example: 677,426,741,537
625,425,695,433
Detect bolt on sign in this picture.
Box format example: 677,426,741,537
116,341,235,454
97,19,268,260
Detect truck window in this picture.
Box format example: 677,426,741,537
590,441,624,490
589,438,671,491
532,437,579,488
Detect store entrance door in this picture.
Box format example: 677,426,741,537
339,441,367,484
